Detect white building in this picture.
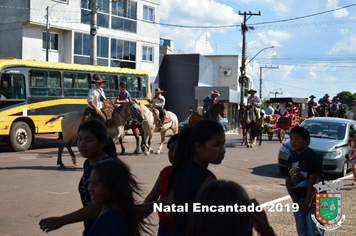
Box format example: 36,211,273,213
0,0,160,81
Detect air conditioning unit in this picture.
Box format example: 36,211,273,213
223,69,232,76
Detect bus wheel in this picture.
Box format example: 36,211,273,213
7,121,32,151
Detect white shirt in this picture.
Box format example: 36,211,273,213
87,86,106,109
152,94,165,108
247,95,261,107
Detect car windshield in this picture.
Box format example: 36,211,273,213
301,120,346,140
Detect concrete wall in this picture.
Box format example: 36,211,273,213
198,55,220,87
159,54,200,122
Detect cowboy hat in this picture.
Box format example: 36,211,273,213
324,93,330,97
247,89,257,94
211,90,220,96
91,77,107,84
155,88,164,93
336,97,340,101
309,95,316,99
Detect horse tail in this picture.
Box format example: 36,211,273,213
46,113,68,124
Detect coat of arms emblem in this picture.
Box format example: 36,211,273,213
311,181,345,230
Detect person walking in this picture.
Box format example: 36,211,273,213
39,120,117,236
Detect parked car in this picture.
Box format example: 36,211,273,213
278,117,356,178
178,115,228,132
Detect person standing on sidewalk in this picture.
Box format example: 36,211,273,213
285,126,324,236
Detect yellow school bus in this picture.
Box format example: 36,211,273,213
0,58,151,151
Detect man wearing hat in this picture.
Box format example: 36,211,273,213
308,95,317,107
83,77,107,122
247,89,264,126
116,81,131,104
318,94,331,107
148,88,166,128
203,90,220,118
332,97,342,111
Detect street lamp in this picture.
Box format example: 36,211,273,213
239,45,274,105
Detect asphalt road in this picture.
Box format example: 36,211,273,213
0,132,308,235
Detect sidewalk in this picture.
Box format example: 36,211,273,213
256,176,355,236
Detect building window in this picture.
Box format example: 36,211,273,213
111,38,136,68
53,0,68,3
97,0,109,28
111,0,137,33
142,46,153,62
80,0,91,24
74,32,108,66
143,5,154,22
42,32,59,51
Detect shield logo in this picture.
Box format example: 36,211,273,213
316,193,342,224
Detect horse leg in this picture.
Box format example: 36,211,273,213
118,138,125,154
133,128,140,154
245,132,250,148
67,135,78,166
138,125,146,153
144,132,152,156
156,132,166,154
57,142,66,168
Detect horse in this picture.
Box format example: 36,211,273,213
139,104,179,155
329,105,346,118
307,103,319,118
46,100,145,168
316,104,329,117
118,117,146,154
189,102,225,126
240,105,262,148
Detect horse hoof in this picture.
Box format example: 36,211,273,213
120,151,125,155
156,150,161,155
59,164,66,168
133,150,139,154
145,152,150,156
73,162,78,166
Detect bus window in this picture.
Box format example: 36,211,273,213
30,70,62,96
0,74,25,100
120,75,147,99
63,72,90,97
94,74,118,98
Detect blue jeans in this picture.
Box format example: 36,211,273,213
293,198,324,236
157,221,173,236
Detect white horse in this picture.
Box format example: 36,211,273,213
46,100,145,168
140,104,179,155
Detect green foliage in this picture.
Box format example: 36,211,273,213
331,91,356,111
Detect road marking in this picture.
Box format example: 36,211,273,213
20,156,37,160
46,191,70,195
259,174,353,207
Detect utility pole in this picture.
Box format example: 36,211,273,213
259,65,279,99
46,6,50,61
238,11,260,105
238,11,260,126
90,0,97,65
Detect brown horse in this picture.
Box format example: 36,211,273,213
189,102,225,126
316,104,330,117
240,105,262,148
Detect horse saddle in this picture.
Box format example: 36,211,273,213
196,107,204,116
101,107,115,127
152,108,172,124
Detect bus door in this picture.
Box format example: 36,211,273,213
0,73,26,109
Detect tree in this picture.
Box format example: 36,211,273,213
332,91,353,111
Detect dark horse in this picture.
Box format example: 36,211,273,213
329,105,346,118
240,105,262,148
189,102,225,126
308,103,319,118
316,104,329,117
118,118,146,154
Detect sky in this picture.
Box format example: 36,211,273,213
159,0,356,101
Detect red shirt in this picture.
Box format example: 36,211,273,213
158,166,174,225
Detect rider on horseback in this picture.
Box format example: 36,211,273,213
318,93,331,107
308,95,317,108
247,89,264,127
83,77,107,122
203,90,220,119
116,82,131,104
332,97,342,111
148,88,166,129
